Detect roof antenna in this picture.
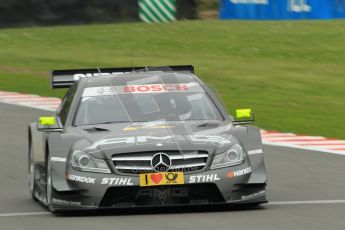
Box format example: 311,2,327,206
131,50,135,72
97,67,102,75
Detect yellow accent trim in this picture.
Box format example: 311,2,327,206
153,125,175,129
123,127,138,131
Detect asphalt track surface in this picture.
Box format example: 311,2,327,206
1,103,345,230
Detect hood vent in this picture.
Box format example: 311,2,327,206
197,123,220,128
84,127,110,133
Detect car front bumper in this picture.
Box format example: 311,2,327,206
50,163,267,211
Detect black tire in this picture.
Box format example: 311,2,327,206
28,139,38,201
46,151,54,212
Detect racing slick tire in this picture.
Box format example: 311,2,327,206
46,151,54,212
28,140,38,202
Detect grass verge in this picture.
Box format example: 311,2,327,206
0,20,344,138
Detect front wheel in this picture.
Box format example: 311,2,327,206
46,154,54,211
28,141,38,201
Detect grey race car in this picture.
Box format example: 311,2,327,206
28,65,267,213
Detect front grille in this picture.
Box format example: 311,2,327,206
112,150,209,175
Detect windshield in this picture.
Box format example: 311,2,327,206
74,83,223,126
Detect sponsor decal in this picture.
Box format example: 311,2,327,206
101,177,133,186
139,172,184,187
82,83,204,97
241,190,265,200
82,86,114,97
153,189,169,202
96,87,114,95
227,167,252,178
73,72,127,81
137,188,188,198
288,0,311,12
123,84,190,93
247,149,263,156
52,198,81,206
189,174,220,183
68,174,96,184
231,0,269,4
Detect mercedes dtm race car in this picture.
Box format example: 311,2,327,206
28,65,267,212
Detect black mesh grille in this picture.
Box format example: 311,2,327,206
99,184,225,207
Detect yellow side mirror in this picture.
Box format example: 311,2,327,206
236,109,252,119
37,116,62,132
38,116,56,125
233,108,254,125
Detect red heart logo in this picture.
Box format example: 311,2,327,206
150,173,163,184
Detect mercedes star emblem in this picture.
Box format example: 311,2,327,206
151,152,172,172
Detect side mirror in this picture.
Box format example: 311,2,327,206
37,116,63,132
233,108,254,125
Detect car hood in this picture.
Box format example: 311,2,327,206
72,121,238,159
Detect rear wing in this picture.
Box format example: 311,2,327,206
51,65,194,89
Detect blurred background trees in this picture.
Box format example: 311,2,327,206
0,0,217,28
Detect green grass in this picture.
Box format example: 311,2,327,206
0,20,345,139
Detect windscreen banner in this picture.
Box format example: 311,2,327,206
220,0,345,20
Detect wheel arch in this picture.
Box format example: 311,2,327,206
232,125,267,184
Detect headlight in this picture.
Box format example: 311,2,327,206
210,144,244,170
71,150,111,173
